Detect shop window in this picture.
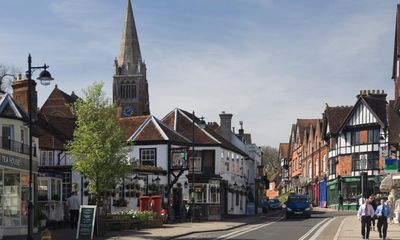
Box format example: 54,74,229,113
38,179,48,201
63,172,71,201
4,170,21,227
140,148,156,166
194,184,206,203
208,184,220,204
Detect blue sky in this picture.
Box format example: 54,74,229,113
0,0,397,147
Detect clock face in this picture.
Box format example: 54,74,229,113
123,106,134,117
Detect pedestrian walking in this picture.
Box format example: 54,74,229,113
369,195,377,231
375,198,390,240
337,193,344,211
395,198,400,225
357,197,374,240
386,197,395,224
66,191,81,229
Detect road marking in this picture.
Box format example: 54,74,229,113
308,217,336,240
216,216,284,239
333,217,347,240
298,218,331,240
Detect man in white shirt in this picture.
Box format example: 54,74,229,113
357,198,375,240
66,192,81,229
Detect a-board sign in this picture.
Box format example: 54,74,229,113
76,205,96,239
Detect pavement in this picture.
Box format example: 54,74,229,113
3,209,400,240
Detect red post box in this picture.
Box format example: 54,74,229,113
151,196,162,215
139,196,150,211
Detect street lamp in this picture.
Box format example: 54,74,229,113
191,111,205,222
26,54,54,240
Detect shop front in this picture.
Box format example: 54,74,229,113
327,176,379,210
0,152,38,237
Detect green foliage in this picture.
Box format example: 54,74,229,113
67,82,130,203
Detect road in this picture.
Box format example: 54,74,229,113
176,210,354,240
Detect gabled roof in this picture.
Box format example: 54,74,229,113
39,85,79,118
388,100,400,145
36,113,76,150
163,109,220,145
324,105,352,135
296,119,319,141
338,94,387,132
119,115,190,144
0,93,28,120
163,108,247,156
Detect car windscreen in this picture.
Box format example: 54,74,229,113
287,197,307,203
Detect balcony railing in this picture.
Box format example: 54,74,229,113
0,137,34,156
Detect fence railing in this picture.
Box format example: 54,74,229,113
0,136,34,156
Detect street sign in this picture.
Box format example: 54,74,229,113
384,158,398,173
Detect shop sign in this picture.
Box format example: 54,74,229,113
171,149,187,169
384,158,398,173
0,153,36,171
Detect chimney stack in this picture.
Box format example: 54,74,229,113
219,111,233,141
12,76,38,119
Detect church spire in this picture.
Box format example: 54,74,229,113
118,0,142,70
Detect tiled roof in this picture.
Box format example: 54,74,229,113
36,113,76,150
119,115,150,140
163,108,247,156
388,100,400,144
324,106,352,134
119,115,190,144
39,86,78,118
162,109,220,145
296,119,320,140
362,96,387,126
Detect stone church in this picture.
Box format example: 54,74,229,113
113,0,150,117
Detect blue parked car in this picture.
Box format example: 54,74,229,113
285,194,311,219
268,199,282,210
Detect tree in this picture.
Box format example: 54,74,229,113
67,82,129,208
0,64,19,93
260,146,279,178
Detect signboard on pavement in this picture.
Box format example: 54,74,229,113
76,205,96,239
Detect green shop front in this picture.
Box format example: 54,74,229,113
327,175,378,210
0,152,38,237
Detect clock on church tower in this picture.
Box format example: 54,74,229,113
122,106,134,117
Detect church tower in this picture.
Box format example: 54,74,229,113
113,0,150,117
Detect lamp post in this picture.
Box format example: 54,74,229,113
191,111,205,222
26,54,54,240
